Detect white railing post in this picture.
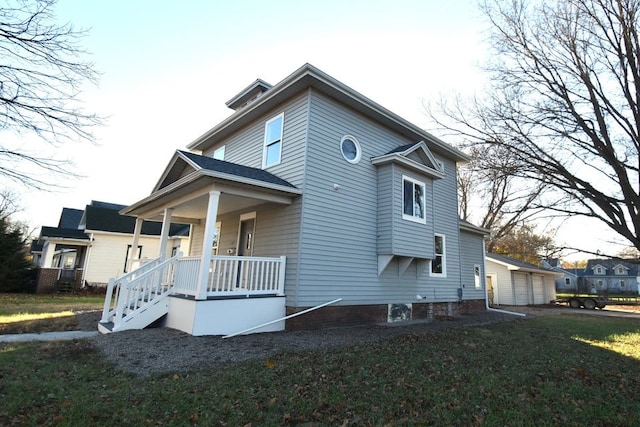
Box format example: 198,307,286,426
101,278,116,322
277,256,286,295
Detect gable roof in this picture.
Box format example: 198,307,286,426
153,150,300,194
83,204,188,236
58,208,83,229
39,202,190,242
187,63,470,163
486,253,559,275
371,140,445,179
584,258,639,276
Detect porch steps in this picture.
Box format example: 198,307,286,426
99,294,170,334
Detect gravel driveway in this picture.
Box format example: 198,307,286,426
77,310,519,376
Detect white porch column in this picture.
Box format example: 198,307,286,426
42,241,56,268
128,218,143,271
196,190,220,300
158,208,173,260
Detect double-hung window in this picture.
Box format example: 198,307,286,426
431,234,446,276
262,113,284,168
402,175,426,223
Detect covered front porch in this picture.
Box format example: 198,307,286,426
99,150,301,335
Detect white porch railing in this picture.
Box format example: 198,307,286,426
101,254,179,330
174,255,286,298
100,254,286,333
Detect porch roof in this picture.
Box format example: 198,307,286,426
121,151,301,221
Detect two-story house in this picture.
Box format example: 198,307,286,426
99,64,489,336
579,259,640,294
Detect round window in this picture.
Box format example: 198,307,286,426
340,135,361,164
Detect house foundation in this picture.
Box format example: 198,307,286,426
285,299,486,330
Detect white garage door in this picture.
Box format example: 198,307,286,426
532,275,546,304
513,273,530,305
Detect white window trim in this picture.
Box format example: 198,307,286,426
262,113,284,168
401,175,426,224
474,264,481,289
430,233,446,277
340,135,362,164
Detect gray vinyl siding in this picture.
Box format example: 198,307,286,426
376,164,393,254
389,165,433,258
459,229,486,301
429,158,463,299
295,90,466,307
202,91,309,187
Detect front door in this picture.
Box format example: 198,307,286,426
237,217,255,256
236,213,256,288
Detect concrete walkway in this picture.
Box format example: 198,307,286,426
0,330,99,343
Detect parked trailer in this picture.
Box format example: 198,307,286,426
553,296,607,310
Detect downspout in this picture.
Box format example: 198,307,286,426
483,242,526,318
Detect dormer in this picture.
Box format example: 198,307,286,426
592,264,607,275
225,79,272,111
613,264,629,275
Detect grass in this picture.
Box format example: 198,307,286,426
0,294,104,334
1,314,639,426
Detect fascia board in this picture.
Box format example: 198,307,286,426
371,154,445,179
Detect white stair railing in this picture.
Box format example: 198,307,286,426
101,253,181,330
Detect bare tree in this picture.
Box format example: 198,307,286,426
0,0,100,189
430,0,640,254
457,142,557,253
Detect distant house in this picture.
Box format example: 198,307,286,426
32,201,190,293
486,253,558,306
542,258,580,292
579,259,640,294
99,64,490,336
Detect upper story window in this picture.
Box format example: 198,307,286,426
431,234,446,277
213,146,225,160
262,113,284,168
340,135,361,164
615,265,627,275
402,175,426,223
595,266,605,275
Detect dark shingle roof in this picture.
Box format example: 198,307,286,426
40,226,89,240
84,205,188,236
179,150,297,189
584,259,639,276
58,208,83,228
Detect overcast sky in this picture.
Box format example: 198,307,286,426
7,0,624,260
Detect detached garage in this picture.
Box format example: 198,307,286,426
486,253,558,306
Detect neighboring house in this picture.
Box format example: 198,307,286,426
100,64,490,336
486,253,558,306
33,201,190,293
579,259,640,294
542,258,580,292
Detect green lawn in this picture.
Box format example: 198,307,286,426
1,315,639,426
0,294,104,334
